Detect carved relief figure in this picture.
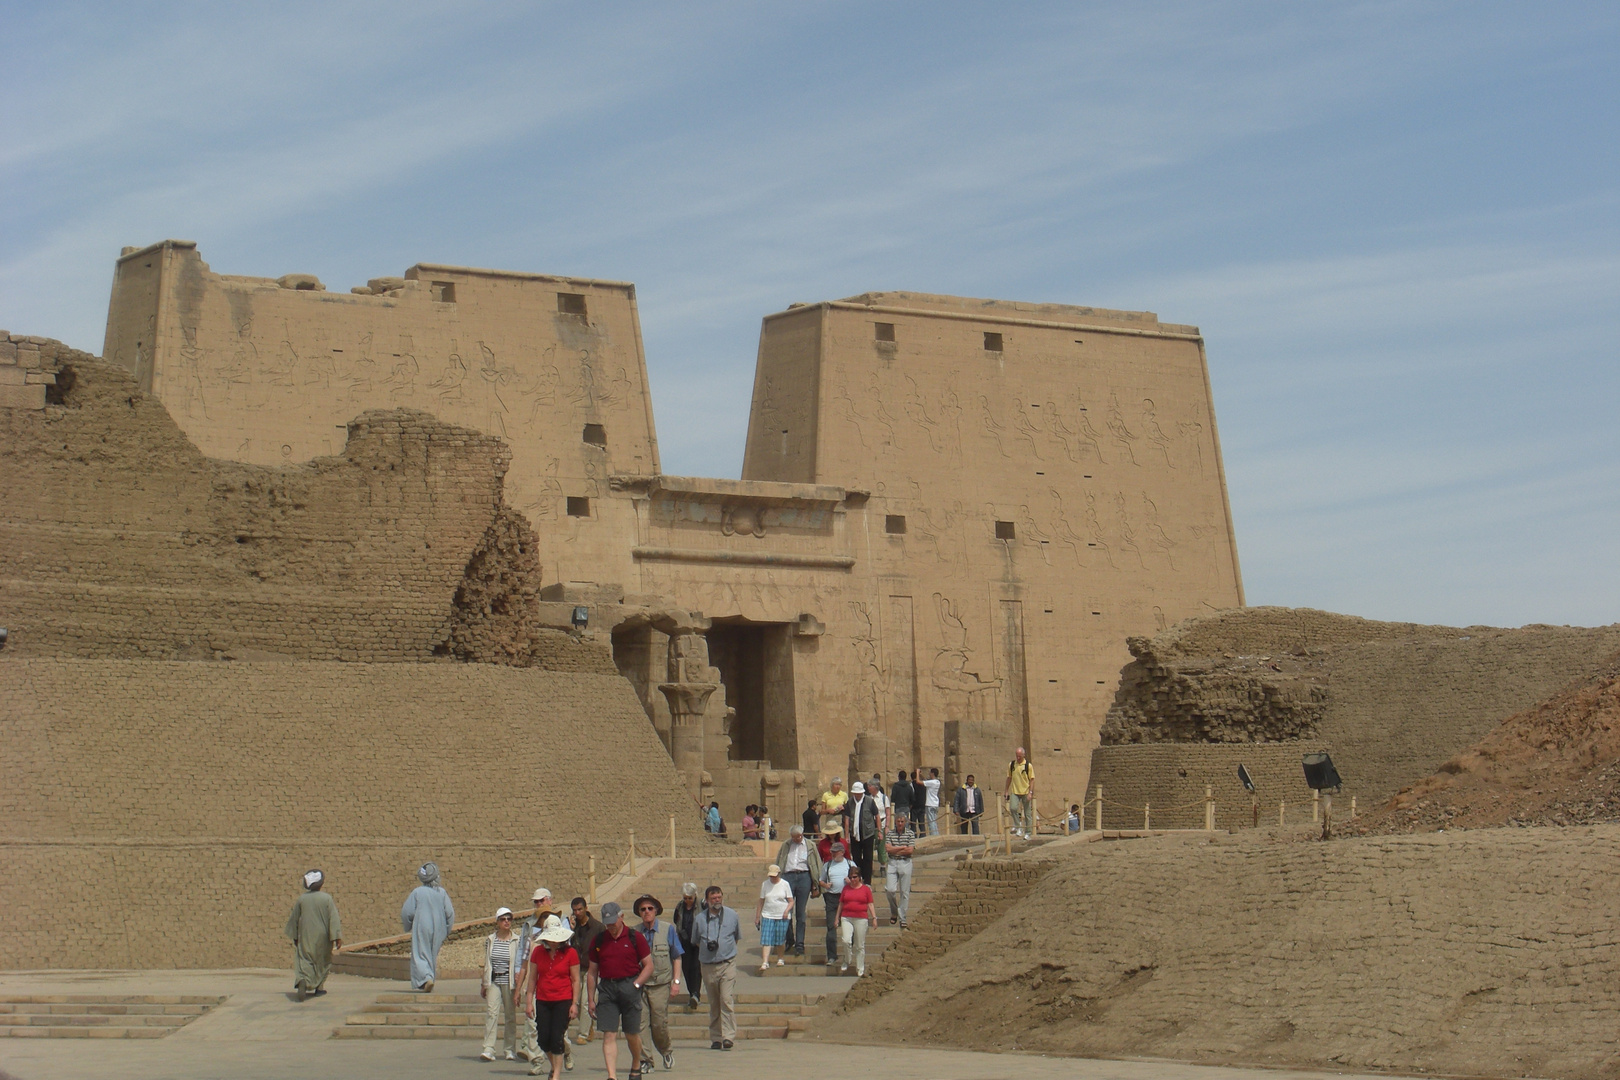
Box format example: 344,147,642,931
1141,398,1175,468
1177,418,1206,475
901,374,943,453
266,337,300,388
429,351,468,405
1068,395,1109,464
866,371,901,451
521,458,563,521
177,324,209,419
930,593,1001,697
978,395,1011,457
833,385,872,451
1082,491,1118,569
1047,489,1086,566
1106,392,1140,465
1011,398,1044,459
519,356,563,429
849,601,889,729
938,378,965,468
1113,491,1148,569
1141,491,1179,570
1017,504,1053,565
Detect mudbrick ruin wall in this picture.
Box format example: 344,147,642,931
1097,607,1620,806
0,659,723,969
823,827,1620,1079
0,337,700,968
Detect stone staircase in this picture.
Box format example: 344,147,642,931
0,995,225,1038
334,848,963,1039
333,989,824,1041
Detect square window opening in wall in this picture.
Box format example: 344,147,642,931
874,322,896,342
995,520,1016,540
430,281,456,303
582,423,607,447
558,292,588,317
885,514,907,534
566,496,591,518
983,331,1003,351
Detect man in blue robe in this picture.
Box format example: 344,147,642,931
401,861,455,992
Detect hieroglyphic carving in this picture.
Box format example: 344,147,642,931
1047,489,1086,566
1012,398,1044,459
834,385,871,451
1017,504,1054,565
978,395,1011,457
1141,491,1178,570
867,371,901,452
1141,397,1175,468
938,378,965,468
1067,394,1109,464
1177,417,1206,474
930,593,1001,697
1082,490,1118,569
1106,391,1140,465
1113,491,1148,569
849,600,889,730
901,374,943,453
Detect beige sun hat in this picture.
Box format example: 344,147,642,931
539,917,573,944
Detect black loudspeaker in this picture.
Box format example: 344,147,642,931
1237,763,1256,792
1302,752,1342,791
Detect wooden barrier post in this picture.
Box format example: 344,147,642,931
588,855,598,904
1094,785,1103,831
1351,796,1357,819
996,796,1004,843
1311,789,1320,823
1143,801,1151,831
1204,784,1214,831
1031,796,1039,838
669,815,677,859
628,830,636,877
1278,800,1285,827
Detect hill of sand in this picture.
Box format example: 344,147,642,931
1353,650,1620,834
818,827,1620,1079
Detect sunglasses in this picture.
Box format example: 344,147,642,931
497,915,512,921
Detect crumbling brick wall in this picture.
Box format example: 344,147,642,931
0,347,507,661
1100,607,1620,802
0,658,725,968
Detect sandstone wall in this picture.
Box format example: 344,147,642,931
0,348,508,662
824,827,1620,1079
1086,743,1327,830
0,659,724,969
1102,607,1620,802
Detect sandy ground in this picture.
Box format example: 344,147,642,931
0,969,1391,1080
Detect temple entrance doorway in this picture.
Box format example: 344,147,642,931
707,619,798,769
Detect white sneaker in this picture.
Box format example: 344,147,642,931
479,1051,495,1061
505,1050,517,1061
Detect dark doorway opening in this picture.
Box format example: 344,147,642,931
707,620,798,768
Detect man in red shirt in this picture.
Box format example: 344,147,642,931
586,901,653,1080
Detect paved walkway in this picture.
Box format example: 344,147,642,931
0,970,1383,1080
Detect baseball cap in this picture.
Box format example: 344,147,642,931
767,864,781,875
495,907,513,919
532,887,552,903
600,901,623,923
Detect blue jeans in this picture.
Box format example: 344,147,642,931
925,807,939,836
782,870,812,950
822,890,842,961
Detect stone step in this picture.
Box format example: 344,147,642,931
0,995,224,1039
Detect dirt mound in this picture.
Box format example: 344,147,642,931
820,828,1620,1078
1353,651,1620,834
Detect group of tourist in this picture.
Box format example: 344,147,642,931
283,752,1041,1077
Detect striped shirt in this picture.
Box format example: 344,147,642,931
489,938,516,983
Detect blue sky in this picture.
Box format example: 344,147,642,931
3,2,1616,628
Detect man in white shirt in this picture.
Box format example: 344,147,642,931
771,825,821,956
922,768,942,836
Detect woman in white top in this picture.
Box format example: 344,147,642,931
754,864,795,971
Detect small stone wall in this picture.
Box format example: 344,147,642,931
1087,743,1326,830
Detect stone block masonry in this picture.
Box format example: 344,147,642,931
826,826,1620,1079
0,659,724,969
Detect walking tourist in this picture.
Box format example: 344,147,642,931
284,869,341,1002
520,915,580,1080
817,777,848,835
672,883,703,1011
888,770,914,831
480,907,522,1061
836,868,877,976
586,901,653,1080
568,897,606,1055
802,799,820,837
755,864,794,969
401,862,454,993
868,774,888,831
922,768,943,836
631,894,681,1073
818,841,850,969
844,781,881,884
884,808,918,928
954,774,985,834
774,824,821,955
816,821,844,865
1005,747,1036,839
515,887,558,1061
909,769,929,832
696,885,742,1050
